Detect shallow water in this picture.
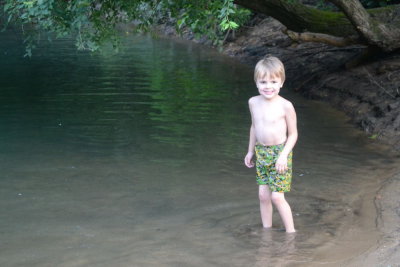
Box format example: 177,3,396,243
0,31,399,267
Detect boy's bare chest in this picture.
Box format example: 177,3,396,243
253,105,285,124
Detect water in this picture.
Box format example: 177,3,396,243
0,31,399,267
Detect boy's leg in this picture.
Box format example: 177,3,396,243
259,185,273,228
271,192,295,233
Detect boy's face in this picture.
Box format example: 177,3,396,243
256,75,283,100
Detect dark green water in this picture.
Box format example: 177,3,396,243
0,31,399,266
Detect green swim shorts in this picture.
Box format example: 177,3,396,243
255,143,293,192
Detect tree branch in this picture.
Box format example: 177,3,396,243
284,29,361,47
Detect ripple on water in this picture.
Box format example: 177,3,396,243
176,194,354,266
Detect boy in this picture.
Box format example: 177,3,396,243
244,56,298,233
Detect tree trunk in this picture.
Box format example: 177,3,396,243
328,0,400,51
235,0,400,51
234,0,356,37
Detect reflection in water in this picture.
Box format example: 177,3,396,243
0,31,399,267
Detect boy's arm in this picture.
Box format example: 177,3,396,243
245,124,256,168
248,124,256,152
244,99,256,168
276,101,298,173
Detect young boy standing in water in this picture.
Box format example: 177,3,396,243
244,56,298,233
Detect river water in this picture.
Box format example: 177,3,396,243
0,31,399,267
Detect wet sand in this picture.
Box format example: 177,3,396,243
297,140,400,267
345,171,400,267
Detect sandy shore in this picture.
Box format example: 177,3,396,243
346,171,400,266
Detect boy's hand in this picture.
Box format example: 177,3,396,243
276,155,288,174
244,152,255,168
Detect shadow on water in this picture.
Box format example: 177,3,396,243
0,31,399,266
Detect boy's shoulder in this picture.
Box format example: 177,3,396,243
248,95,263,105
279,96,294,108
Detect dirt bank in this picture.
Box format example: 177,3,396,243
221,15,400,152
346,172,400,266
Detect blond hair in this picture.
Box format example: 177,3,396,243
254,56,285,83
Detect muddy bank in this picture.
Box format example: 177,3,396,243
345,172,400,266
222,16,400,152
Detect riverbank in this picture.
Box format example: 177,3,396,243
224,17,400,266
222,15,400,153
347,172,400,266
156,14,400,266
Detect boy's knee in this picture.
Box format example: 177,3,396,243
271,193,285,205
259,192,271,202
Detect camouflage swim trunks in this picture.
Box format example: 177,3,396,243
255,143,293,192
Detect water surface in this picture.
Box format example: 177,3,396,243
0,31,399,266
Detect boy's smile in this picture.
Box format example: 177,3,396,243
256,76,283,100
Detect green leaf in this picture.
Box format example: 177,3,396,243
177,18,185,28
229,21,239,29
23,1,35,8
369,134,379,139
